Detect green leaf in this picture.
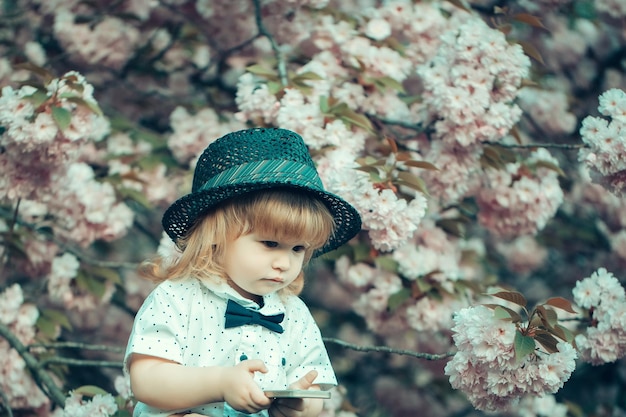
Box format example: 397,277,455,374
493,305,512,320
75,271,107,299
374,256,399,273
36,316,58,339
292,71,324,82
531,160,566,177
338,109,374,132
372,76,406,94
62,95,104,117
319,96,330,113
514,330,536,362
74,385,109,397
487,290,527,308
352,243,371,263
415,278,433,294
402,160,438,170
388,288,411,311
436,218,465,238
118,186,153,210
267,81,283,95
395,171,428,195
246,64,278,78
51,105,72,131
41,308,72,330
90,266,122,285
24,89,49,107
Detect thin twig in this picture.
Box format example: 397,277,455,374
484,141,587,150
29,341,125,354
0,207,139,270
323,337,455,360
40,358,124,369
0,387,14,417
251,0,288,86
0,321,66,408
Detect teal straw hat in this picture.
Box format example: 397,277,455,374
162,128,361,256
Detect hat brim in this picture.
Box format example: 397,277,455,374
162,181,361,257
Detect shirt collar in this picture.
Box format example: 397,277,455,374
197,277,286,315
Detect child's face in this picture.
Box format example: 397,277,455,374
223,232,307,302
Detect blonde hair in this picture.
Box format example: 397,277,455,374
139,188,336,296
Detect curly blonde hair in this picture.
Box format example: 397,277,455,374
139,188,336,296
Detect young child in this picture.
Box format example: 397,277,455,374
124,128,362,417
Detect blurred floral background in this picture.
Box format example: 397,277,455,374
1,0,625,416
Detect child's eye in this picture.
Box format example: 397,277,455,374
293,245,306,253
262,241,278,248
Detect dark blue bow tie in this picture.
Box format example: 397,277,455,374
224,299,285,333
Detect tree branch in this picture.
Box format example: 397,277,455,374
484,141,586,150
0,387,14,417
0,321,66,408
40,358,124,369
251,0,288,86
323,337,455,360
29,341,125,354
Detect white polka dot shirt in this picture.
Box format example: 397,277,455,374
124,277,337,417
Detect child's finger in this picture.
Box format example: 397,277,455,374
288,370,318,390
240,358,268,374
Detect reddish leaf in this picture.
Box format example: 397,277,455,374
544,297,578,314
482,303,523,323
488,290,527,308
517,40,545,65
536,305,558,327
512,13,547,30
534,330,559,353
551,324,575,342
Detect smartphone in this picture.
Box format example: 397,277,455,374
264,390,331,399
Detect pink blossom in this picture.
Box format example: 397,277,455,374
63,391,117,417
364,18,391,41
496,236,548,275
446,306,577,412
477,149,564,238
53,11,140,70
572,268,626,364
579,90,626,195
417,14,530,147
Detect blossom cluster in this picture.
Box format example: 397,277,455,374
579,88,626,195
476,149,564,238
416,13,531,148
61,392,117,417
0,72,109,200
572,268,626,365
445,305,577,412
0,285,50,411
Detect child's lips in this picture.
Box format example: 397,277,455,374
266,277,284,283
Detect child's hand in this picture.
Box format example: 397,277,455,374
268,370,324,417
221,359,272,414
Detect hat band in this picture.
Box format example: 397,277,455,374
197,160,324,192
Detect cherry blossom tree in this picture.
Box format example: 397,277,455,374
1,0,625,416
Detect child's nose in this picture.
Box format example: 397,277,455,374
272,251,291,270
